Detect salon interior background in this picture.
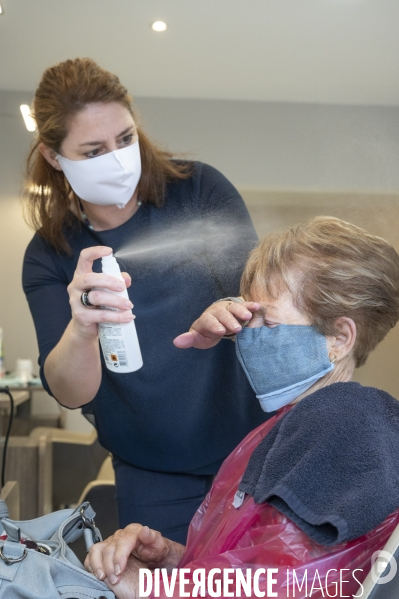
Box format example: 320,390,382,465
1,0,399,431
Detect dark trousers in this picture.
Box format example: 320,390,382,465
112,457,214,545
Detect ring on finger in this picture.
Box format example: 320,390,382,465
80,290,94,308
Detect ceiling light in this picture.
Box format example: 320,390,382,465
20,105,37,132
151,21,167,32
0,5,3,15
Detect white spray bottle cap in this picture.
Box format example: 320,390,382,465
101,254,123,280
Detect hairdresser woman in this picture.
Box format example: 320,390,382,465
22,58,266,542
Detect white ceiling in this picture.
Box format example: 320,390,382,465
1,0,399,106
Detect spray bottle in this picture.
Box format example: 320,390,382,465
98,254,143,373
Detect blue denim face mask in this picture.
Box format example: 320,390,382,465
235,325,334,412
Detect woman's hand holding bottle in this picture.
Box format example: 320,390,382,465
68,246,134,340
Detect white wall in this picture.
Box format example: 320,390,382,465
0,92,94,431
1,90,399,431
134,96,399,191
4,89,399,189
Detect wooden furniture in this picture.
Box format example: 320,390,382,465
0,481,20,520
0,388,62,436
30,427,108,511
0,434,52,519
2,384,44,417
0,390,30,410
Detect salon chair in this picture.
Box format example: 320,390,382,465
29,427,109,510
358,522,399,598
0,434,51,518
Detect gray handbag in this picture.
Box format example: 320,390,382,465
0,499,115,599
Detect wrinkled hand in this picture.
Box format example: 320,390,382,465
102,554,143,599
68,246,133,339
173,300,260,349
85,524,184,588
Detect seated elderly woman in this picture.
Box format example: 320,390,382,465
86,216,399,598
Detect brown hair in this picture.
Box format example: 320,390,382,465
24,57,192,253
240,216,399,367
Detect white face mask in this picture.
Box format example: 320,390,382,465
56,140,141,209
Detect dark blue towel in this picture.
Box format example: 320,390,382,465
239,382,399,545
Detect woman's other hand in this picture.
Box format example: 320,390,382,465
173,300,260,349
85,524,185,586
68,246,133,339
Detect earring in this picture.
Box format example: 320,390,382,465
329,354,336,363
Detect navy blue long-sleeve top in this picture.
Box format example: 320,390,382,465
23,162,267,474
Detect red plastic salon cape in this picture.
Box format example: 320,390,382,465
151,408,399,598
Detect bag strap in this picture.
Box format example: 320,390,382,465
0,501,102,558
0,510,26,564
0,501,9,520
0,539,26,563
1,519,20,542
57,502,102,553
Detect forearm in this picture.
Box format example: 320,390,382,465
44,320,102,408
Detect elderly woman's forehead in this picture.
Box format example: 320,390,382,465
249,283,292,305
248,268,301,301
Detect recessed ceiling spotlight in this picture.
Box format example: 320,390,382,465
151,21,167,32
20,105,37,132
0,5,3,15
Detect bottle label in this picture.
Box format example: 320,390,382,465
98,324,129,368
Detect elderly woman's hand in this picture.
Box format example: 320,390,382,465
99,555,143,599
85,524,185,587
68,246,134,340
173,299,260,349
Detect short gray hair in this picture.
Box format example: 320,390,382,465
240,216,399,367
